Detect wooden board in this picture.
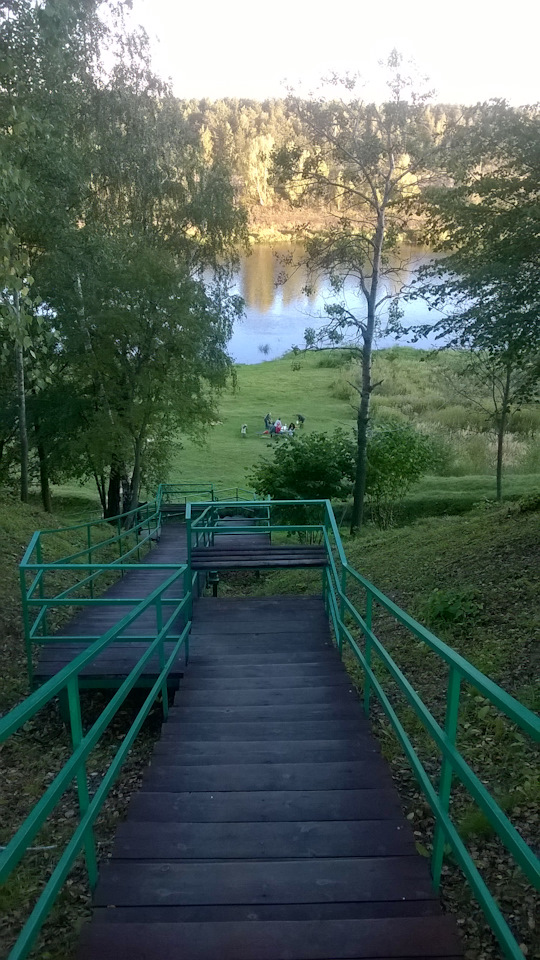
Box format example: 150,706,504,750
79,917,461,959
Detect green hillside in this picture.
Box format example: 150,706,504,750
165,348,540,512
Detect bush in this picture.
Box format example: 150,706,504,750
418,586,482,629
249,429,356,502
250,421,439,531
316,349,357,368
366,421,440,528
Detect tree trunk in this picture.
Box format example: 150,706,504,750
495,364,511,502
15,291,29,504
106,462,122,519
93,470,107,514
350,334,373,534
349,209,385,535
129,435,143,513
35,430,52,512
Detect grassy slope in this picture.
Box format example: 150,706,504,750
168,352,352,488
167,349,539,508
223,505,539,959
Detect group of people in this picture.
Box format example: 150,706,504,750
240,413,306,438
263,413,305,437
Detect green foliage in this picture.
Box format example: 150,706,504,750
250,429,356,501
418,586,482,629
366,420,439,528
0,0,247,514
249,418,438,531
515,492,540,514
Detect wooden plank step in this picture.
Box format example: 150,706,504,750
191,551,327,560
165,704,362,722
151,739,379,764
192,558,327,569
126,789,404,822
140,760,391,793
181,665,347,680
176,675,352,689
188,632,332,644
93,857,437,907
190,630,334,658
173,686,358,707
79,916,461,959
112,820,415,860
189,625,329,636
85,900,445,924
187,652,338,664
159,721,368,741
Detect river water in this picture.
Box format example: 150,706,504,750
226,243,445,364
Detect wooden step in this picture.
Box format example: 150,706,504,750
158,720,370,741
126,789,404,823
173,685,358,707
151,738,379,764
93,857,438,908
165,704,362,723
112,819,415,860
140,760,391,793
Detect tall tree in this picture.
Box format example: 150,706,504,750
413,101,540,499
0,0,109,505
277,53,447,533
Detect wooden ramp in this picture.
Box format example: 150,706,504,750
34,524,188,688
78,596,462,960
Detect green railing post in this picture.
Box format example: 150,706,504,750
183,565,191,664
186,505,192,582
35,539,48,639
20,566,34,689
66,676,98,888
155,597,168,720
432,665,462,889
338,566,347,658
117,517,123,574
87,526,94,599
135,514,141,563
364,589,373,715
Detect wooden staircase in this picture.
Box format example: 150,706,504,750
78,596,462,960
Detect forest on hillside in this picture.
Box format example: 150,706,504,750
1,1,539,527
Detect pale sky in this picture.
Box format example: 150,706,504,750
130,0,539,105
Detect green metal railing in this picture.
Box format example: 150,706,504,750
185,496,540,960
19,498,162,687
2,490,539,960
0,567,192,960
158,482,258,505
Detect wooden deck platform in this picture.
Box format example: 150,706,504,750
78,596,462,960
192,517,326,570
34,524,189,688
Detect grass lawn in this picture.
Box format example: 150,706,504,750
46,349,539,517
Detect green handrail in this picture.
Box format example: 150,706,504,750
3,490,539,960
1,566,191,960
185,496,540,960
20,500,162,685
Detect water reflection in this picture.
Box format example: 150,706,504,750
227,243,444,364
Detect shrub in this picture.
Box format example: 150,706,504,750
418,586,482,629
316,349,357,368
330,377,355,402
249,429,356,502
366,420,440,528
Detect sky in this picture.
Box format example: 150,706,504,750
130,0,540,105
